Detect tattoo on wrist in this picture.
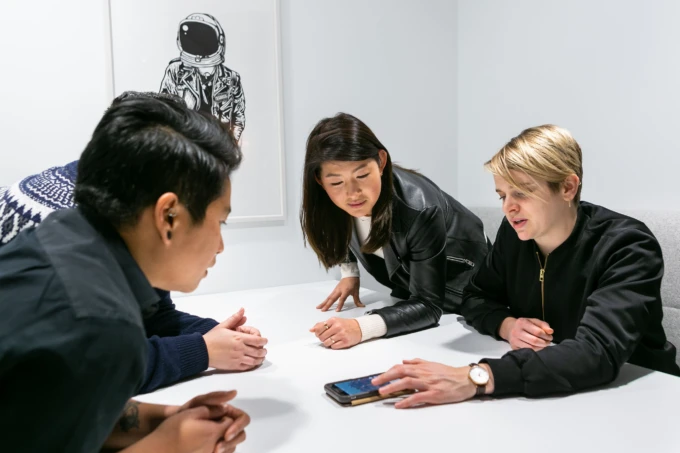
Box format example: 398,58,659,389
119,401,141,432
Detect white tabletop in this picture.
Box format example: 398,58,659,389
136,281,680,453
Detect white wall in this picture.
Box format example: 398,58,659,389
0,0,113,183
278,0,457,293
457,0,679,210
280,0,457,196
8,0,676,296
0,0,457,296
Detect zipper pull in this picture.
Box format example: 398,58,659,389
539,268,545,282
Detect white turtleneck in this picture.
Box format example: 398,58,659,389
339,216,388,341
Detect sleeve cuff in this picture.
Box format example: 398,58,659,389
482,310,514,340
194,318,219,335
480,355,524,396
356,315,387,342
340,262,360,279
175,332,210,379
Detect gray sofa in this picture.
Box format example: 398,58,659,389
470,207,680,367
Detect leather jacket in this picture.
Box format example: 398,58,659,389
160,60,246,140
348,167,490,337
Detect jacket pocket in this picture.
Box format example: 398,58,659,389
445,286,464,297
446,256,476,268
445,256,476,301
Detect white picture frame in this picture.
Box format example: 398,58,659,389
108,0,286,224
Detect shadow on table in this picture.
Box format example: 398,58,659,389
377,394,492,409
455,316,479,333
136,361,275,394
196,359,274,378
441,332,505,355
234,397,306,452
511,362,655,403
235,396,296,418
334,292,393,312
439,318,508,355
610,364,655,386
577,364,654,394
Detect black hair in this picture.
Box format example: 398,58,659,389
112,90,186,107
74,92,242,228
300,113,393,269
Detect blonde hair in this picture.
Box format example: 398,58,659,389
485,124,583,203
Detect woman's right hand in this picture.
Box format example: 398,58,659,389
316,277,365,312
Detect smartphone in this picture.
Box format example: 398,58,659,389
324,373,414,406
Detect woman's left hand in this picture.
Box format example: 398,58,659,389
309,317,362,349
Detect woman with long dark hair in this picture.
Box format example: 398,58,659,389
302,113,490,349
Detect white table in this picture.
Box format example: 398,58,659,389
136,281,680,453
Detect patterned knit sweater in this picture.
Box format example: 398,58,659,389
0,161,218,393
0,161,78,244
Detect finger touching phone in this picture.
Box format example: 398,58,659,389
324,373,415,406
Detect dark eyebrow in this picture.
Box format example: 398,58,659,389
495,189,505,194
324,162,369,178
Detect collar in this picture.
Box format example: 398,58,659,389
532,203,588,257
80,208,160,316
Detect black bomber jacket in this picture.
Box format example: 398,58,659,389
462,201,680,397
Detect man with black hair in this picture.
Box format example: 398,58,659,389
0,93,254,452
0,92,267,395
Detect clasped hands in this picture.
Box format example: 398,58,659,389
203,307,268,371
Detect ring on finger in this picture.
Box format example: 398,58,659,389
324,323,329,331
330,336,336,344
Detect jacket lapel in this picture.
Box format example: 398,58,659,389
348,225,363,264
212,65,227,96
384,196,408,278
181,69,201,101
384,232,407,278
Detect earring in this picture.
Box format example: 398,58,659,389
168,211,177,218
568,201,571,208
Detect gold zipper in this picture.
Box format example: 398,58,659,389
535,252,549,320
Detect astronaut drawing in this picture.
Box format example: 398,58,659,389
160,13,246,141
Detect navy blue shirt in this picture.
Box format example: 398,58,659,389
0,208,158,452
143,290,216,393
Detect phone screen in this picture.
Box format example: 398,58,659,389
332,375,386,396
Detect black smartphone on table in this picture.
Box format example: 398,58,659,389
324,373,415,406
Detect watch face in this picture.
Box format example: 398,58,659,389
469,366,489,385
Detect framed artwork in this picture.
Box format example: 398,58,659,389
109,0,285,223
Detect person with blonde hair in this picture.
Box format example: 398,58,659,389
371,125,678,408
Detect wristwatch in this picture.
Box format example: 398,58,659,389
468,363,490,396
